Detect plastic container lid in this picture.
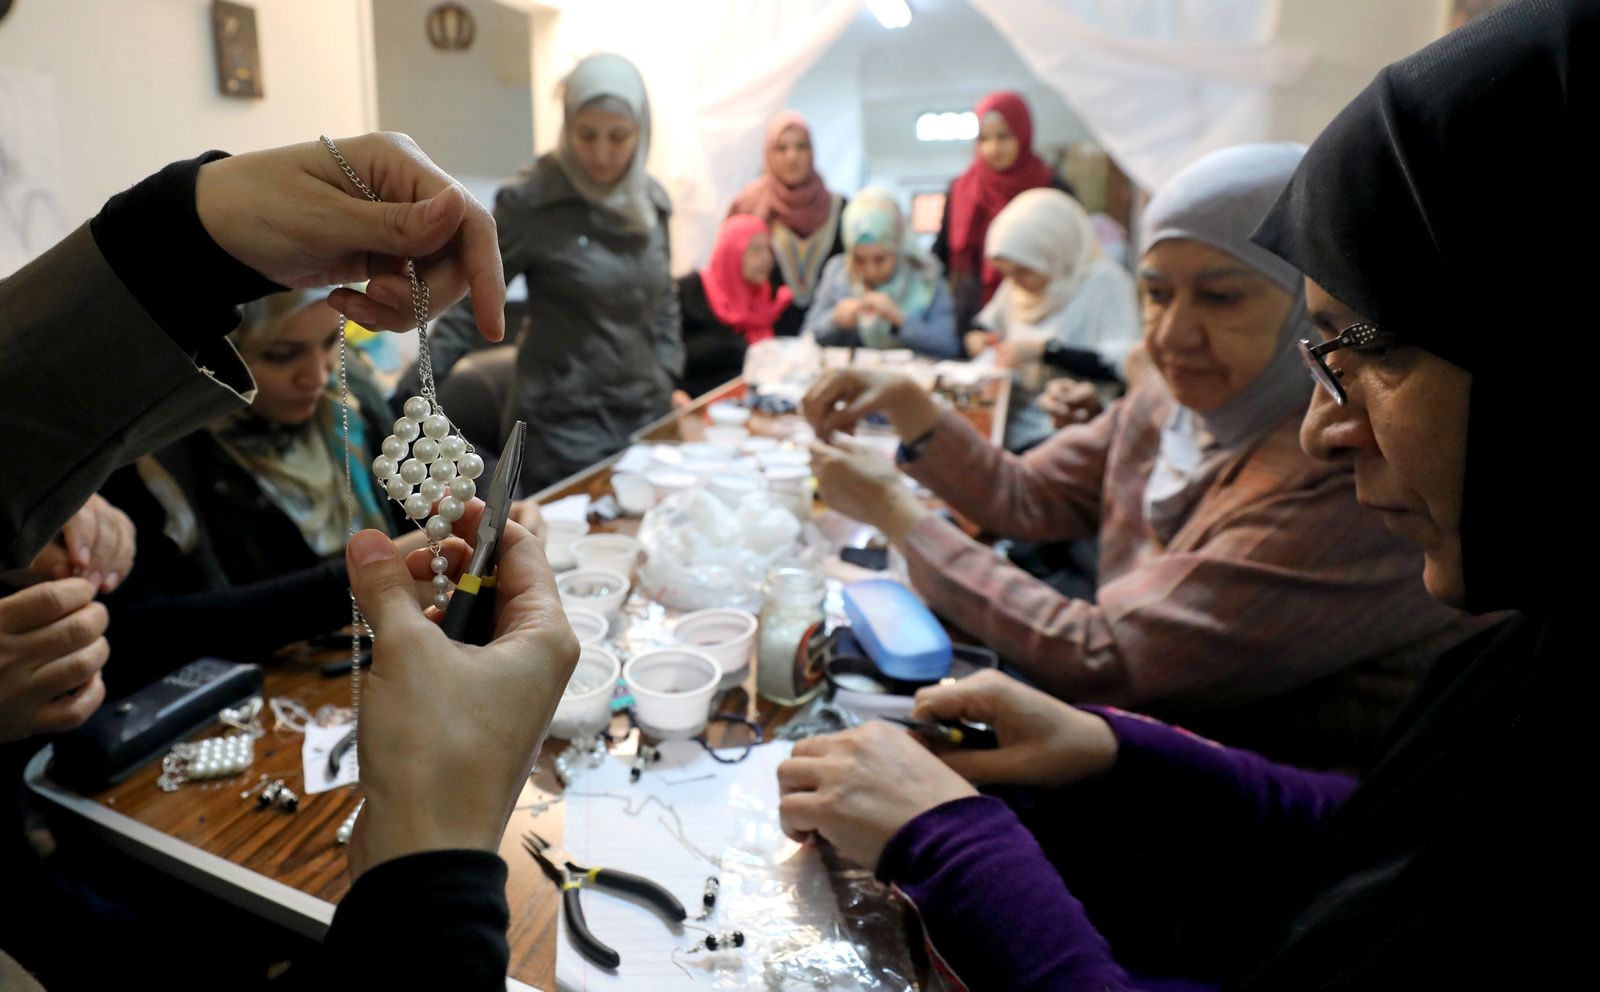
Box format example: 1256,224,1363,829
841,579,952,683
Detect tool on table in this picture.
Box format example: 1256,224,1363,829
882,715,1000,749
440,421,526,645
523,829,688,969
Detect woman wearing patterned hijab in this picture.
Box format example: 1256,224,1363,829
802,187,959,358
728,112,846,336
777,4,1584,989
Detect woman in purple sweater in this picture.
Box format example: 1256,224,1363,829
776,2,1586,988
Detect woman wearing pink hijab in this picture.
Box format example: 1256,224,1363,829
728,112,846,337
678,214,793,396
933,91,1075,331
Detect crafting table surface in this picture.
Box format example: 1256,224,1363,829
24,374,1009,992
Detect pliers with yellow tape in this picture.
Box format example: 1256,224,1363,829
440,421,526,644
523,829,687,969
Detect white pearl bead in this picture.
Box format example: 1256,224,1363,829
430,555,450,575
432,591,450,610
457,453,485,480
441,435,467,461
381,435,407,461
422,414,450,440
399,459,427,485
412,437,441,464
393,417,420,443
450,477,476,501
418,478,445,504
404,493,430,519
429,459,456,483
437,496,465,522
431,574,451,592
426,516,452,542
386,476,412,501
371,455,398,480
402,395,431,421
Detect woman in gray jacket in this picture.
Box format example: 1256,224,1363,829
432,53,684,490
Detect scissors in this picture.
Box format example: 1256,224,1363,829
523,829,687,969
440,421,527,645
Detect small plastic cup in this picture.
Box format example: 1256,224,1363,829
572,534,643,578
624,649,720,739
544,518,590,571
548,645,620,741
707,401,752,427
611,473,654,516
704,425,751,453
565,607,610,647
707,472,767,509
557,568,630,623
671,608,758,689
646,468,697,504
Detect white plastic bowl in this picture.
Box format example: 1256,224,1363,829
624,649,721,739
543,518,590,571
556,568,630,622
707,401,752,427
670,608,758,689
571,534,643,578
564,607,610,647
549,645,620,741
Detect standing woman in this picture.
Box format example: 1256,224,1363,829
677,214,792,398
803,188,959,359
933,91,1075,332
973,187,1140,450
434,53,683,490
728,112,845,337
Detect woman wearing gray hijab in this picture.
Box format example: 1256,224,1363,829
430,53,684,490
801,144,1489,767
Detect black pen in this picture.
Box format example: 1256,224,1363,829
882,715,999,749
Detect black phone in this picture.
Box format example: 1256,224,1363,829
839,546,889,571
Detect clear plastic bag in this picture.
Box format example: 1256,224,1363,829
636,488,829,613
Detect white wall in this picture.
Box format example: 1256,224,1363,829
0,0,376,231
791,0,1092,207
1271,0,1451,146
372,0,533,185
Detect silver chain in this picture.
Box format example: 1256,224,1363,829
336,317,366,716
320,134,438,400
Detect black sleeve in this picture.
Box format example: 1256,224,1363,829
678,274,748,397
1042,342,1121,383
312,851,510,991
930,183,954,268
104,559,352,693
89,152,284,355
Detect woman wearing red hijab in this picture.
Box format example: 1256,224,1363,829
728,112,846,337
933,91,1075,332
677,214,794,397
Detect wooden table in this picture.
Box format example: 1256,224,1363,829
24,372,1011,992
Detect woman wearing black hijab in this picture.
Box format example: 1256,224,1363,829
757,2,1588,989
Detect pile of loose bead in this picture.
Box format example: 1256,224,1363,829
157,733,255,791
370,394,484,609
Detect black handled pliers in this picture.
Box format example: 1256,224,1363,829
523,829,687,969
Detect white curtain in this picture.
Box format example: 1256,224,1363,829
533,0,861,272
965,0,1312,191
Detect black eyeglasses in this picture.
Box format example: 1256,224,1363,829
1298,322,1384,406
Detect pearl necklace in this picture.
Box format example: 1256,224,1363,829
322,135,478,752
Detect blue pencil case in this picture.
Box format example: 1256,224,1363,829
840,579,952,683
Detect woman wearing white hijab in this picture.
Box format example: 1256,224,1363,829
970,187,1140,450
428,53,685,490
801,144,1490,768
